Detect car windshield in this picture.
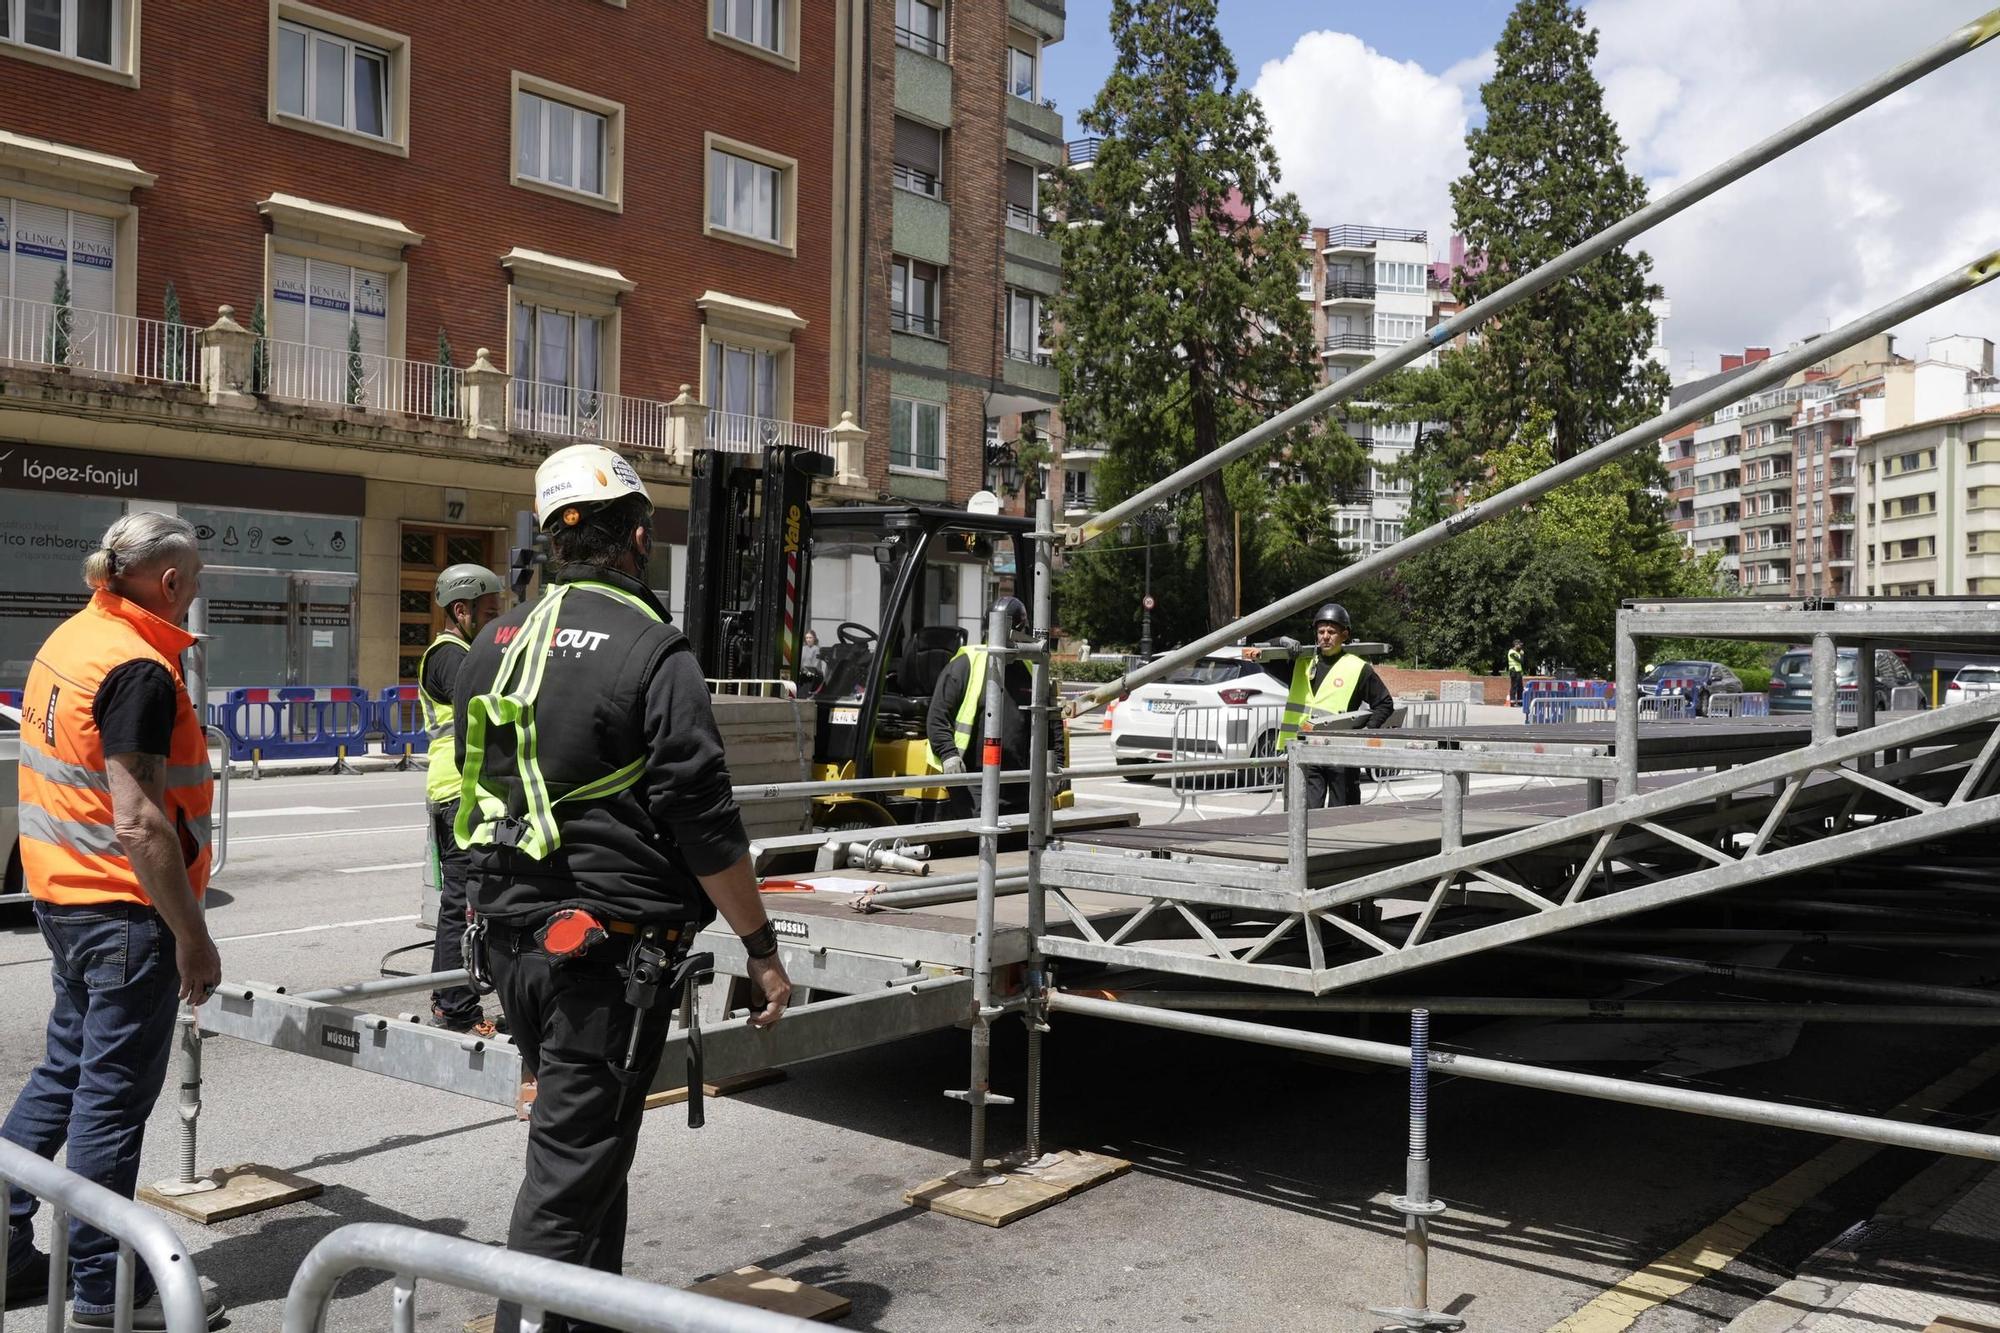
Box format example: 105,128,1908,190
1163,658,1248,686
1959,667,2000,684
1646,662,1710,681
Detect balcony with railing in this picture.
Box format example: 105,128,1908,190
705,409,831,455
266,338,464,421
1005,203,1040,234
892,164,941,199
1065,137,1102,165
0,294,199,388
1828,510,1856,529
1323,225,1427,251
894,25,947,60
508,380,675,452
892,308,942,339
1740,469,1793,495
1322,332,1376,356
1322,280,1376,303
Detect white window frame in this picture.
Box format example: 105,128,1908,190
1005,287,1041,363
511,73,624,211
709,0,797,67
1007,39,1037,100
1,0,133,80
1375,314,1420,345
894,0,945,60
704,133,797,255
268,3,409,157
890,396,946,477
277,20,388,138
1374,260,1426,294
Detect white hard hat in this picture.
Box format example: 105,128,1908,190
533,444,650,529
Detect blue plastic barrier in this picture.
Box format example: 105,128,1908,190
1519,677,1612,718
0,688,20,711
377,685,425,766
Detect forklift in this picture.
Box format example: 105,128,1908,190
681,443,1067,829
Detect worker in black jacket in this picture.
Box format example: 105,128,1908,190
1244,601,1394,807
453,443,791,1333
926,596,1056,819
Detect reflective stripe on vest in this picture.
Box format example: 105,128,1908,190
1507,649,1525,673
951,647,991,754
16,590,214,907
419,633,469,805
1278,652,1367,751
454,581,656,861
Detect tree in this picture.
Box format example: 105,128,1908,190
1050,0,1358,631
436,326,456,418
162,280,185,382
48,268,73,366
345,319,364,406
248,298,269,396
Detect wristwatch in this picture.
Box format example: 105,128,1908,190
740,921,779,960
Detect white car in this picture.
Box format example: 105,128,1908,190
1,702,20,900
1110,647,1289,780
1946,664,2000,704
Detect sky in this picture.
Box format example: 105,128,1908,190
1042,1,2000,383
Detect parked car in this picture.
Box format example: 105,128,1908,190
1946,664,2000,704
1767,647,1920,713
1637,660,1743,716
1110,647,1287,781
1,702,19,901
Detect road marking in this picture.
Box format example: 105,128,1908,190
1546,1040,2000,1333
337,861,425,875
229,823,426,846
228,801,416,819
212,914,417,944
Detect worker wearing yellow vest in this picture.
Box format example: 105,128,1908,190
925,596,1054,821
419,562,505,1034
1245,601,1394,808
4,512,227,1329
1507,638,1526,706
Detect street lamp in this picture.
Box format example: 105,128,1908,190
1119,506,1179,658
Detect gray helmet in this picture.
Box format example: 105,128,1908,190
992,596,1029,631
435,563,505,609
1312,602,1351,630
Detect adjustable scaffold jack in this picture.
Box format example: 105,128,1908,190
1370,1010,1464,1333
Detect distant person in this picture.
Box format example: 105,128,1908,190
1507,638,1526,706
1244,601,1393,808
799,629,822,678
4,512,225,1329
927,597,1057,819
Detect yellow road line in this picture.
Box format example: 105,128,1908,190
1546,1042,2000,1333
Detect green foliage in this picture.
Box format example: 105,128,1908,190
435,326,457,418
48,268,72,365
249,299,269,396
1651,638,1783,677
161,281,184,382
345,319,364,406
1052,658,1133,683
1050,0,1359,630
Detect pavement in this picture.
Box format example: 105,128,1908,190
3,732,1997,1331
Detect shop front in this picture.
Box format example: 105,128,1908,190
0,442,365,691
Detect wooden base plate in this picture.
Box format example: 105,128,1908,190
688,1266,851,1321
139,1163,322,1225
903,1149,1130,1227
644,1068,786,1111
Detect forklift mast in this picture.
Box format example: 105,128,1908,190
683,444,831,681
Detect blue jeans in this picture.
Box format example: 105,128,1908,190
3,901,180,1313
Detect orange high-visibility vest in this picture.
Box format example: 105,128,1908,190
17,590,214,907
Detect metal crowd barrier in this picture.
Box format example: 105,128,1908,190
1528,694,1694,725
1889,684,1926,711
1704,691,1771,718
1399,699,1468,729
0,1139,209,1331
280,1223,822,1333
1167,703,1287,818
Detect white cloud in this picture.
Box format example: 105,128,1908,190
1251,31,1469,257
1250,2,2000,380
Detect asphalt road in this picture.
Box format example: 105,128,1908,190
2,735,1995,1331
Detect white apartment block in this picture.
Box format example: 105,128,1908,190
1689,416,1744,579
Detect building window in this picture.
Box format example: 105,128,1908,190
1063,467,1091,507
0,198,118,315
1004,159,1038,233
893,117,944,199
277,19,388,139
705,338,779,431
704,135,795,252
891,256,942,337
266,252,391,406
1374,260,1426,294
1005,288,1040,362
1884,447,1937,477
1007,40,1036,99
895,0,945,59
2,0,120,69
891,397,944,475
512,302,604,434
711,0,785,55
1375,314,1420,345
516,86,611,201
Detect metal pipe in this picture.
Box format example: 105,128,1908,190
293,970,471,1004
1048,992,2000,1161
1369,1009,1463,1333
960,603,1008,1183
168,596,211,1194
1075,251,2000,714
1508,942,2000,1008
733,752,1273,800
1025,489,1057,1164
1616,610,1640,797
854,875,1029,912
1576,929,2000,949
1081,8,2000,547
1069,990,2000,1026
1812,632,1839,744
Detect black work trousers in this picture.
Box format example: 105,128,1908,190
1299,764,1360,809
428,802,483,1026
488,928,667,1333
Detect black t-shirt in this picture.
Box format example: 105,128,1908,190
94,660,178,757
421,636,467,707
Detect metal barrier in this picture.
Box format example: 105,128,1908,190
1528,693,1691,725
1705,691,1771,719
1167,703,1286,818
1399,699,1467,729
1517,677,1611,718
216,686,371,774
280,1223,826,1333
1890,684,1926,712
0,1138,209,1331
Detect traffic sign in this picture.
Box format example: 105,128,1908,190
1142,595,1156,611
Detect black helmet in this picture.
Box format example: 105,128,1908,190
1312,602,1351,630
992,596,1029,631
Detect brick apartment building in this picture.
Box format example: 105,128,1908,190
0,0,1063,689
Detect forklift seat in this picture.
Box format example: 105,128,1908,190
897,624,969,703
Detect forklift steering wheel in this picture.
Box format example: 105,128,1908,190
837,622,878,648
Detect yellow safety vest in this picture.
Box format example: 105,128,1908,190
1279,652,1366,750
1507,647,1525,673
418,632,469,805
951,647,992,754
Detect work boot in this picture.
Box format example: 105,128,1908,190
69,1281,224,1330
4,1245,50,1308
430,1006,498,1038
